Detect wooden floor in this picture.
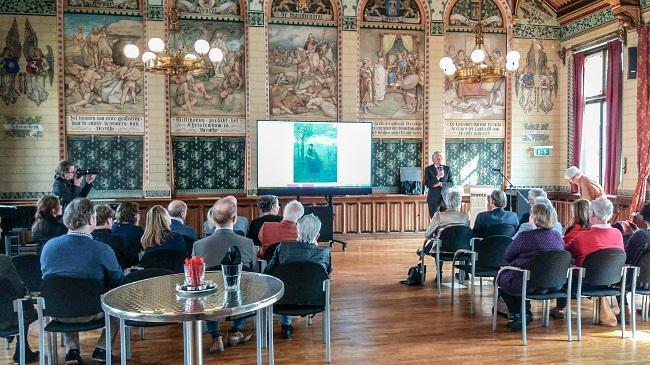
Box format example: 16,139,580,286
3,238,650,364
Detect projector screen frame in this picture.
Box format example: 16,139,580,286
256,120,373,197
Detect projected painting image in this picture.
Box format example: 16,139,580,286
293,123,337,183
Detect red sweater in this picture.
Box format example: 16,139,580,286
258,220,297,257
565,226,624,266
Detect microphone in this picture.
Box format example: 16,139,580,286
492,168,502,172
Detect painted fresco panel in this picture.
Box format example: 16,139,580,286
443,32,506,120
359,29,424,120
170,20,245,119
514,39,559,115
516,0,558,26
268,24,338,120
176,0,241,15
362,0,421,24
66,0,140,10
271,0,333,21
449,0,503,28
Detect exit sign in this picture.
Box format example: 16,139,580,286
532,146,553,157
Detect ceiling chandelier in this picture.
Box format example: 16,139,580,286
123,3,223,75
438,0,520,83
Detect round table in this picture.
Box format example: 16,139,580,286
101,271,284,365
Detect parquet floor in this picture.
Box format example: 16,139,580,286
3,237,650,364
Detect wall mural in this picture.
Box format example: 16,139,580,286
1,18,54,106
443,32,506,120
363,0,421,24
176,0,240,15
359,29,424,120
63,13,144,131
268,24,338,119
515,39,558,114
449,0,503,28
66,0,140,10
171,20,245,118
271,0,333,20
516,0,557,26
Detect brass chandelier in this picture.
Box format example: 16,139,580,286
123,3,223,75
438,0,519,83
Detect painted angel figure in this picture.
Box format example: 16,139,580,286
0,19,21,105
23,19,54,106
516,66,535,113
538,65,557,114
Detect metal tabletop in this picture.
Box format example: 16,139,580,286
101,272,284,322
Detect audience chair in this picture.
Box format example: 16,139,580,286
11,254,42,294
420,225,473,294
574,248,627,340
263,242,282,262
632,253,650,324
493,250,573,346
269,262,331,363
484,223,517,238
40,277,106,364
0,279,46,365
182,235,195,259
140,250,186,272
451,235,513,313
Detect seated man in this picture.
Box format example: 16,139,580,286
192,196,255,353
92,205,139,269
168,200,198,256
519,188,547,226
40,198,123,364
258,200,304,258
265,213,332,339
513,197,563,239
247,195,282,247
472,190,519,238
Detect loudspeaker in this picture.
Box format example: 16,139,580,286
628,47,637,80
303,205,333,242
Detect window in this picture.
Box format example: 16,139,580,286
579,49,607,184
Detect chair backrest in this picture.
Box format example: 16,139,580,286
485,223,517,238
41,277,105,318
582,248,627,286
182,235,194,258
438,225,473,252
140,249,186,273
11,254,42,293
527,250,572,289
0,279,20,324
263,242,282,262
122,268,174,285
270,262,329,307
636,252,650,287
475,235,512,270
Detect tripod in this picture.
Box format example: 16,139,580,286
325,194,347,251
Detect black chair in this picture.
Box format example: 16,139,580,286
40,277,107,363
632,253,650,324
0,279,45,365
263,242,282,262
140,249,185,272
451,235,513,313
420,225,473,293
484,223,517,238
574,248,628,340
182,235,195,258
11,254,42,294
269,262,331,363
493,250,573,346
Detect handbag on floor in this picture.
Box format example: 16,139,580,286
598,297,618,327
400,264,425,286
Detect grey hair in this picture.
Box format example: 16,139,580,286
446,190,462,210
565,166,581,179
167,200,187,218
432,151,442,158
63,198,95,230
297,214,321,243
206,207,215,228
490,190,507,208
528,188,547,200
590,197,613,222
534,197,553,206
283,200,304,222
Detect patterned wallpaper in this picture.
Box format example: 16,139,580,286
372,139,422,189
172,137,246,194
445,139,504,186
67,136,144,197
560,8,615,40
0,0,56,15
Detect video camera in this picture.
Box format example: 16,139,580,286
76,168,99,178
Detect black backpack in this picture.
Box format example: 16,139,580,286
400,264,425,286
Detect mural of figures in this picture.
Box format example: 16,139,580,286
449,0,503,28
515,40,558,114
443,32,506,120
272,0,333,20
67,0,139,10
359,29,424,119
516,0,557,25
363,0,421,23
268,25,338,119
176,0,240,15
63,14,143,115
0,18,54,106
170,20,245,117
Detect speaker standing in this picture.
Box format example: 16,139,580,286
424,151,454,218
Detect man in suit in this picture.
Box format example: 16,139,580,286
472,190,519,238
192,196,255,353
424,151,454,218
168,200,198,256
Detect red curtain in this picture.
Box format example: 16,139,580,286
572,53,585,167
630,26,650,213
604,40,623,195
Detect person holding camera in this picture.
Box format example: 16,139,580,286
52,160,96,211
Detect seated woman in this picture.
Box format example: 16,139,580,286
112,201,144,255
626,202,650,273
31,195,67,254
497,202,565,330
424,190,469,239
563,199,591,244
0,246,39,363
513,197,563,238
140,205,186,254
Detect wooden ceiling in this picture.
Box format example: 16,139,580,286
540,0,639,19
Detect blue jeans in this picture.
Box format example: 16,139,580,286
206,319,245,338
280,315,292,326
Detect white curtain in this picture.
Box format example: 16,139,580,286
381,34,397,56
401,35,414,54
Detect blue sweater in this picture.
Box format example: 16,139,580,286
40,233,124,285
143,231,187,254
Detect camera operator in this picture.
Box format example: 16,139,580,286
52,160,96,211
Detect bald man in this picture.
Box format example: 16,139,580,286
167,200,198,256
